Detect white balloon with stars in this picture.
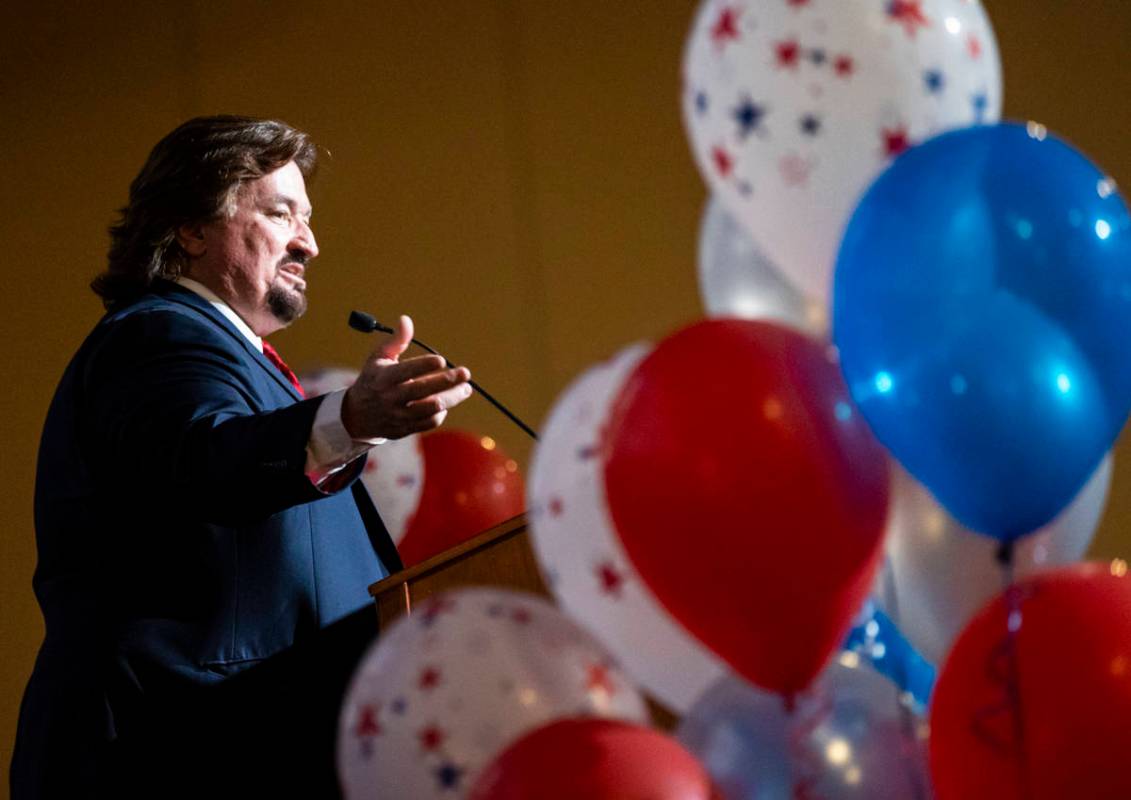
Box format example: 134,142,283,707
527,345,731,713
337,587,648,800
683,0,1002,303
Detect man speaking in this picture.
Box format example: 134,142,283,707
11,116,473,798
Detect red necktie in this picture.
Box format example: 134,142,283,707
262,341,306,398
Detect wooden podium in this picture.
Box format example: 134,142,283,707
367,513,678,728
368,513,548,629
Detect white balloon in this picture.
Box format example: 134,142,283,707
299,366,424,544
698,196,827,335
527,345,729,713
683,0,1003,303
679,659,930,799
337,587,648,800
880,454,1113,665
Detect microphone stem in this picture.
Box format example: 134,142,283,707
409,337,540,441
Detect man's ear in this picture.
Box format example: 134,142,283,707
176,222,208,257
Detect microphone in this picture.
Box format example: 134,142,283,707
348,311,539,441
348,311,394,335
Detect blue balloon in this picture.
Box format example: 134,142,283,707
834,123,1131,541
843,604,935,710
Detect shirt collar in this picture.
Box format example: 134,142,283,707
175,276,263,353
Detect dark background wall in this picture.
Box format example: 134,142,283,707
2,2,1128,786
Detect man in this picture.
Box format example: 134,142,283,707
11,115,473,798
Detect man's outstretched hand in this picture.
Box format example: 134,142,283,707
341,314,472,440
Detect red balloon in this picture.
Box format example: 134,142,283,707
603,320,889,695
468,718,718,800
397,429,525,566
930,562,1131,800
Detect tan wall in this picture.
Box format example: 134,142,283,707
3,1,1128,788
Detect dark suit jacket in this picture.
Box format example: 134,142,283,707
11,281,402,798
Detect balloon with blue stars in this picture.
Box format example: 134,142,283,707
834,122,1131,541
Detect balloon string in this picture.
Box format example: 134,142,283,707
877,554,929,800
785,691,828,800
998,540,1034,800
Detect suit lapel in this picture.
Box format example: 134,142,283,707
156,281,304,403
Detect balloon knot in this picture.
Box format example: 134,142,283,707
995,540,1015,567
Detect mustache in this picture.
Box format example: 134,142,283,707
278,252,310,269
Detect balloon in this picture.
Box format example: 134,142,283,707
299,366,424,544
337,587,648,800
679,660,931,799
603,320,889,695
398,429,525,566
843,601,936,710
528,344,729,713
468,718,717,800
930,563,1131,800
683,0,1001,302
697,197,825,335
834,123,1131,539
880,455,1113,664
299,366,358,399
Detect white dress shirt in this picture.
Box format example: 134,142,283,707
176,277,377,487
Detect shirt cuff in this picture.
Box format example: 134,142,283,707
304,389,385,487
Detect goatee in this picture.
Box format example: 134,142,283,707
266,282,307,325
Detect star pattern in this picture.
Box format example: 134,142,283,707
779,153,812,186
586,663,617,696
576,444,598,460
419,597,456,628
807,48,827,66
434,762,465,791
419,725,446,752
833,54,854,78
732,97,767,138
971,92,988,122
695,90,709,115
418,666,442,691
799,113,821,135
775,38,801,69
923,69,944,94
711,6,742,47
886,0,931,37
596,561,626,597
711,145,735,178
548,496,564,517
356,704,381,737
967,33,982,59
882,126,912,157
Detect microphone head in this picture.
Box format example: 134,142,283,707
349,310,394,334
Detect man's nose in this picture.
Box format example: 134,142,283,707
293,221,319,259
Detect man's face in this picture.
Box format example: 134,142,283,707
186,160,318,337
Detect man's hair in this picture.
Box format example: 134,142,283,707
92,115,318,307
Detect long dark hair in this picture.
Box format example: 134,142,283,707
92,115,318,307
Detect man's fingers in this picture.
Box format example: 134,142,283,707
369,353,447,386
395,367,471,404
376,314,414,361
404,382,473,418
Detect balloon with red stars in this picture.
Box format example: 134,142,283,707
682,0,1002,305
337,587,648,800
528,344,733,712
529,318,891,704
